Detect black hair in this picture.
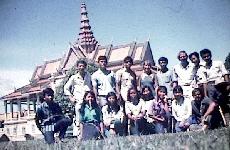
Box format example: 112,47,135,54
79,91,99,114
192,88,202,96
123,56,133,64
189,52,199,61
158,57,168,64
106,92,120,113
76,60,87,67
42,87,54,98
127,87,140,102
200,49,212,58
97,55,107,63
157,86,168,95
141,85,154,101
173,85,183,94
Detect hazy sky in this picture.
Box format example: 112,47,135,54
0,0,230,96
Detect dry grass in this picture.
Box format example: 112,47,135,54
1,127,229,150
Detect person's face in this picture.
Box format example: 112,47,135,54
108,95,116,104
201,53,212,63
77,63,86,72
142,87,150,96
159,61,168,68
158,90,166,99
190,55,200,65
174,91,183,100
98,59,107,69
179,52,188,62
193,91,202,101
44,93,53,102
129,89,137,99
143,63,151,73
85,93,95,103
124,60,132,69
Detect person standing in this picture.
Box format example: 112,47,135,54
91,56,116,107
64,60,92,136
173,51,196,99
139,60,157,97
200,49,230,126
116,56,137,102
189,52,207,96
156,57,174,98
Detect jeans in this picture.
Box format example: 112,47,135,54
43,117,72,144
175,116,193,132
155,123,165,134
129,118,146,135
105,119,124,137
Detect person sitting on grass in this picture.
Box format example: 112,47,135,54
146,86,170,134
35,88,72,144
125,87,146,135
190,88,223,130
171,86,192,132
79,91,104,140
102,92,125,136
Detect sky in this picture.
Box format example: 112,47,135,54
0,0,230,97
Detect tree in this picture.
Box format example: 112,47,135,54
54,58,98,116
224,53,230,72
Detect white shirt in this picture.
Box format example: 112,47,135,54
102,105,124,126
156,69,174,91
116,68,136,101
125,99,145,116
173,63,196,86
64,71,92,103
172,98,192,122
201,60,229,83
195,65,207,84
91,69,116,96
140,72,156,93
143,99,155,122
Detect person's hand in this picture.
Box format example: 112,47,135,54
163,96,169,103
69,96,76,104
179,121,185,127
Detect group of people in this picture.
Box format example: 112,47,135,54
35,48,230,144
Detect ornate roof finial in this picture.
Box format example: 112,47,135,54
77,2,98,54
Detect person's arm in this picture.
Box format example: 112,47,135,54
203,101,217,119
115,71,122,99
172,66,178,87
64,76,76,103
79,123,83,140
91,74,98,97
163,97,170,113
171,102,180,121
101,106,111,126
137,75,142,92
99,122,104,135
148,114,165,122
182,100,192,121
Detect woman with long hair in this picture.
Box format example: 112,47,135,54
79,91,104,140
125,87,146,135
102,92,124,136
147,86,169,133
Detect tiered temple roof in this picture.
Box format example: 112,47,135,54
1,2,154,101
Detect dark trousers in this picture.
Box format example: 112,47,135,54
43,117,72,144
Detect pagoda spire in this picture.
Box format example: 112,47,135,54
77,2,98,54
